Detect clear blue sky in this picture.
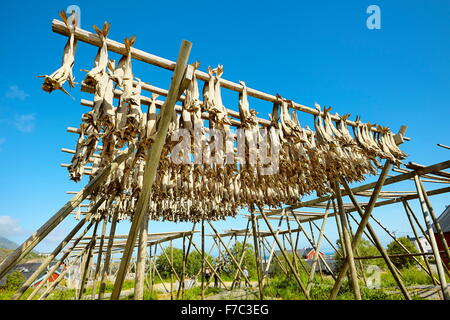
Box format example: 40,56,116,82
0,1,449,255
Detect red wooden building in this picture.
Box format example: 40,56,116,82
434,205,450,267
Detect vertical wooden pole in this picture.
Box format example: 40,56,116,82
134,212,149,300
91,218,108,299
201,219,205,300
259,210,310,300
416,176,450,267
403,200,437,285
291,215,335,277
170,240,174,300
251,211,264,299
111,40,192,300
345,212,367,286
231,221,250,289
333,199,346,257
329,160,392,300
414,175,450,300
78,219,100,300
207,222,252,288
176,223,196,299
98,206,119,299
342,179,411,300
181,235,186,296
332,181,361,300
306,202,330,293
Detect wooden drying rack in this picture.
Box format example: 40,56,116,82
52,18,410,142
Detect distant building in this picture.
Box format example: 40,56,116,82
407,235,432,253
0,262,63,288
300,248,324,261
266,248,336,275
433,205,450,266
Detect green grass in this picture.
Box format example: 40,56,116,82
262,275,406,300
380,267,441,287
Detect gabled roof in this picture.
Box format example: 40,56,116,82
435,205,450,233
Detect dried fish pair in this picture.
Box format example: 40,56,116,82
40,11,77,95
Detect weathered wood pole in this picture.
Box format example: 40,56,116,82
231,220,250,289
110,40,192,300
176,223,196,299
0,150,130,280
342,179,411,300
26,221,95,300
306,202,330,293
329,159,393,299
414,175,450,300
259,210,310,300
78,219,100,300
251,211,264,299
207,222,253,288
134,212,149,300
331,181,361,300
90,218,108,299
403,200,437,285
12,217,87,300
98,207,119,299
201,219,205,300
415,176,450,267
291,215,335,277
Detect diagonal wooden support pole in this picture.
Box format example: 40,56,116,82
403,200,450,279
39,245,89,300
403,200,438,285
341,178,411,300
134,212,149,300
111,40,192,300
414,175,450,300
332,180,361,300
306,201,330,294
370,213,441,279
90,217,109,300
290,213,335,278
231,220,250,289
311,220,343,259
250,211,264,299
190,241,229,290
328,160,393,299
263,215,285,277
158,242,181,282
259,209,310,300
415,176,450,267
207,221,253,288
26,220,95,300
260,237,288,276
98,206,119,299
176,222,196,299
0,149,131,280
78,219,100,300
12,216,87,300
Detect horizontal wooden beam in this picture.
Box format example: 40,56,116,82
52,18,410,139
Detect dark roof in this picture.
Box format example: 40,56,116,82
305,258,338,273
0,262,60,287
434,205,450,233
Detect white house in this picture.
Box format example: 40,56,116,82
407,235,432,253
